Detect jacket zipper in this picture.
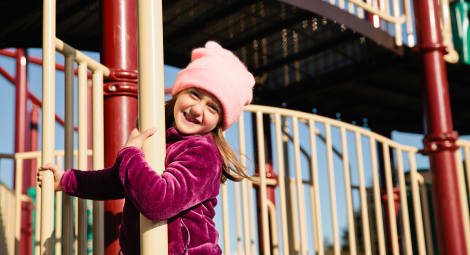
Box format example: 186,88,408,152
181,219,191,254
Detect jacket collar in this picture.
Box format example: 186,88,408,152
166,127,212,143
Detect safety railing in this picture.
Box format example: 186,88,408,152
220,104,430,255
42,1,109,255
0,150,92,255
455,140,470,254
329,0,458,62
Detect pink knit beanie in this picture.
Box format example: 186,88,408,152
172,41,255,130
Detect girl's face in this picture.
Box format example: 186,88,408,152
173,88,222,135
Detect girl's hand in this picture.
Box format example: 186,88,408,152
123,128,157,149
37,163,64,191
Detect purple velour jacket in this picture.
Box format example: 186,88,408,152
61,127,223,255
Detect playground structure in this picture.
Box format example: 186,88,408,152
0,0,469,255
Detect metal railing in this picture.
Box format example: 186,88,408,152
2,106,469,255
220,104,431,255
0,150,91,255
329,0,458,62
42,2,109,255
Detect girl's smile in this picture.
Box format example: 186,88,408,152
173,88,222,135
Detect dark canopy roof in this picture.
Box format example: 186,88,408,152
1,0,469,134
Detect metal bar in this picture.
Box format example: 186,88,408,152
325,123,340,255
308,120,324,255
292,117,308,255
454,149,470,252
55,156,63,255
92,70,105,255
221,182,231,254
248,180,257,255
369,138,386,255
0,49,17,58
274,114,290,255
77,62,88,255
256,112,271,255
55,38,110,76
15,159,23,254
465,146,470,200
440,0,459,63
267,201,280,255
238,114,252,255
234,182,243,254
340,127,357,255
27,91,79,131
41,0,56,253
35,155,42,255
395,149,413,255
137,0,168,253
0,66,15,84
346,0,404,23
403,0,415,46
392,0,403,46
414,0,467,251
0,49,94,79
419,176,435,255
354,132,372,255
288,178,300,253
62,37,75,255
382,143,399,255
348,0,355,13
408,152,427,254
102,0,139,252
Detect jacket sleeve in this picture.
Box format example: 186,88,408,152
117,142,222,221
61,162,125,200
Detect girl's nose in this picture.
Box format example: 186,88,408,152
189,103,202,116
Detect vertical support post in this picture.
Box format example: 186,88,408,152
101,1,139,254
15,48,32,255
413,0,468,253
62,45,75,255
41,0,56,254
137,0,168,254
92,70,105,255
77,62,88,255
252,114,277,255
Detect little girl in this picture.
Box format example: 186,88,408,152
38,41,255,255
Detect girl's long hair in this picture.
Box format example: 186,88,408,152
165,94,250,183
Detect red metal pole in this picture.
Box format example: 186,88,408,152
101,1,139,254
414,0,467,253
14,48,32,255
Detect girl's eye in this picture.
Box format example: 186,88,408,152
209,105,219,113
190,91,199,98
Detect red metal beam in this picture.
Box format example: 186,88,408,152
27,92,78,131
1,49,93,79
102,1,139,254
0,66,15,84
0,49,17,58
414,0,467,253
14,49,31,255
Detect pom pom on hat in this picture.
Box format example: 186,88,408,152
172,41,255,130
